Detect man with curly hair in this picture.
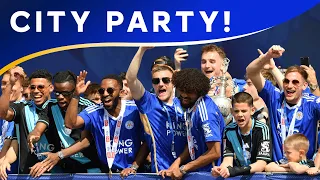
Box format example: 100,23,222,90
160,68,225,179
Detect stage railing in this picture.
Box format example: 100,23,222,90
6,172,320,180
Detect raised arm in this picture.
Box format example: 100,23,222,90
246,45,285,92
0,69,24,121
126,47,153,100
65,71,90,129
301,65,320,96
174,48,188,71
258,49,284,91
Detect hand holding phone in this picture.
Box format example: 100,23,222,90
300,57,310,67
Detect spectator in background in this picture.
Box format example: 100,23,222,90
22,77,31,101
119,72,133,101
84,83,101,104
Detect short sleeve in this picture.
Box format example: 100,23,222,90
4,121,14,139
79,109,93,131
258,80,281,108
199,99,223,142
255,124,272,162
311,96,320,120
134,91,157,114
9,102,24,123
36,106,50,127
223,134,234,157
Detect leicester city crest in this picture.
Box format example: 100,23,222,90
296,111,303,120
125,120,134,130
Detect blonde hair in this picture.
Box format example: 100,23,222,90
284,133,309,152
151,64,174,74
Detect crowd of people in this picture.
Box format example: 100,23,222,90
0,44,319,179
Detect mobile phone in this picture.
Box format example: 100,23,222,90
300,57,310,67
178,46,189,58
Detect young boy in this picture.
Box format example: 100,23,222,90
265,133,314,174
212,92,271,178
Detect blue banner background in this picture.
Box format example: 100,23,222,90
0,1,320,92
0,0,319,69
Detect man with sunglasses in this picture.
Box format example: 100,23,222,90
27,70,102,177
246,45,320,171
126,47,187,173
0,69,56,174
65,72,148,175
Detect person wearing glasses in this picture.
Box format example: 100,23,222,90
0,69,55,174
64,72,148,175
246,45,320,174
27,70,102,177
126,47,187,173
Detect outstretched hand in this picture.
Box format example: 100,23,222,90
75,70,91,96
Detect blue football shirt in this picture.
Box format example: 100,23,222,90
259,80,320,162
188,95,225,171
134,91,187,172
79,100,144,170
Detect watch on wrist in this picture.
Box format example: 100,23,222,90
72,94,80,100
309,83,319,91
130,164,139,171
58,151,64,160
179,165,187,175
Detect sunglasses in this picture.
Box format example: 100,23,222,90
54,89,75,97
98,87,114,95
30,85,49,91
283,78,300,86
151,77,171,85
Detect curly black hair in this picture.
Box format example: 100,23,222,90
29,69,52,82
172,68,210,97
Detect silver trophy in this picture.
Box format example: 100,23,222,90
211,58,233,125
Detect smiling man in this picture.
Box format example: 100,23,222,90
126,47,187,173
65,72,147,175
0,69,54,174
27,70,102,177
200,44,245,98
246,45,320,166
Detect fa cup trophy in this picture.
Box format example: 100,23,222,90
211,58,233,125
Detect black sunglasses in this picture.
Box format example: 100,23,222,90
98,87,114,95
151,77,171,85
54,89,75,97
30,85,48,91
283,78,300,86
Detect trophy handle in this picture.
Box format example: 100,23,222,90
222,58,230,74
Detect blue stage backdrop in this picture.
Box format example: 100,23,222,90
7,4,320,91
